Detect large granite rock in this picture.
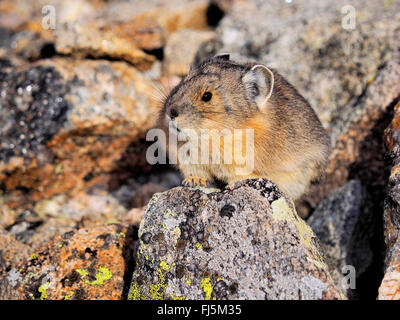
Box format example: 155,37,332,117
129,179,343,300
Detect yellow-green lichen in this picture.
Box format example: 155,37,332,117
75,268,88,278
64,290,74,300
148,268,168,300
160,261,170,272
128,282,149,300
129,264,171,300
30,253,37,260
120,232,126,238
185,276,191,286
87,267,112,286
195,242,203,250
271,198,327,270
200,277,215,300
169,293,186,300
38,281,50,300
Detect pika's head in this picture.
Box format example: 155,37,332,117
162,54,274,133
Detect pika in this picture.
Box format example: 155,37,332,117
159,54,330,200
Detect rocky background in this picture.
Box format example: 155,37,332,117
0,0,399,300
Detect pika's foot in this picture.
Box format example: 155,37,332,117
182,176,208,188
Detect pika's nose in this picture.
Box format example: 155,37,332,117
169,108,179,120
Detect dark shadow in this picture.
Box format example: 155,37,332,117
206,2,225,27
345,96,398,299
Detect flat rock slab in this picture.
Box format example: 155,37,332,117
129,179,343,300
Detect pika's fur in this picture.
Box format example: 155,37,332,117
159,54,330,200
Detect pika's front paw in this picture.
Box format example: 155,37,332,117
182,176,208,188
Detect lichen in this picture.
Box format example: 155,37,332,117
87,267,112,286
195,242,203,250
149,268,168,300
200,277,215,300
64,290,74,300
271,197,327,270
38,281,50,300
75,268,88,279
168,293,186,300
160,261,170,272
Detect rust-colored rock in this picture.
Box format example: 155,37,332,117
55,22,156,71
377,101,400,299
0,231,31,276
378,235,400,300
0,57,159,207
0,224,136,300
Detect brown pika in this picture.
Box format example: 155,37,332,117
159,54,330,200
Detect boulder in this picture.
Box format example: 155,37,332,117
0,224,137,300
0,57,159,207
129,179,343,300
308,180,378,299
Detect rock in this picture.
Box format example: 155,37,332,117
0,230,31,276
0,224,137,300
378,100,400,299
308,180,377,299
380,241,399,301
378,235,400,300
55,22,156,71
97,0,217,35
128,179,343,300
54,0,226,70
383,101,400,252
0,57,159,207
163,29,218,76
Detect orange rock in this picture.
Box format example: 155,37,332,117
378,236,400,300
1,224,136,300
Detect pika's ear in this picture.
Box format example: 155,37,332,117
242,64,274,111
212,53,230,61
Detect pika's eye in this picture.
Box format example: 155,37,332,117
202,91,212,102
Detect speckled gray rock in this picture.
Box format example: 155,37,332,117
129,179,343,300
308,180,377,299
